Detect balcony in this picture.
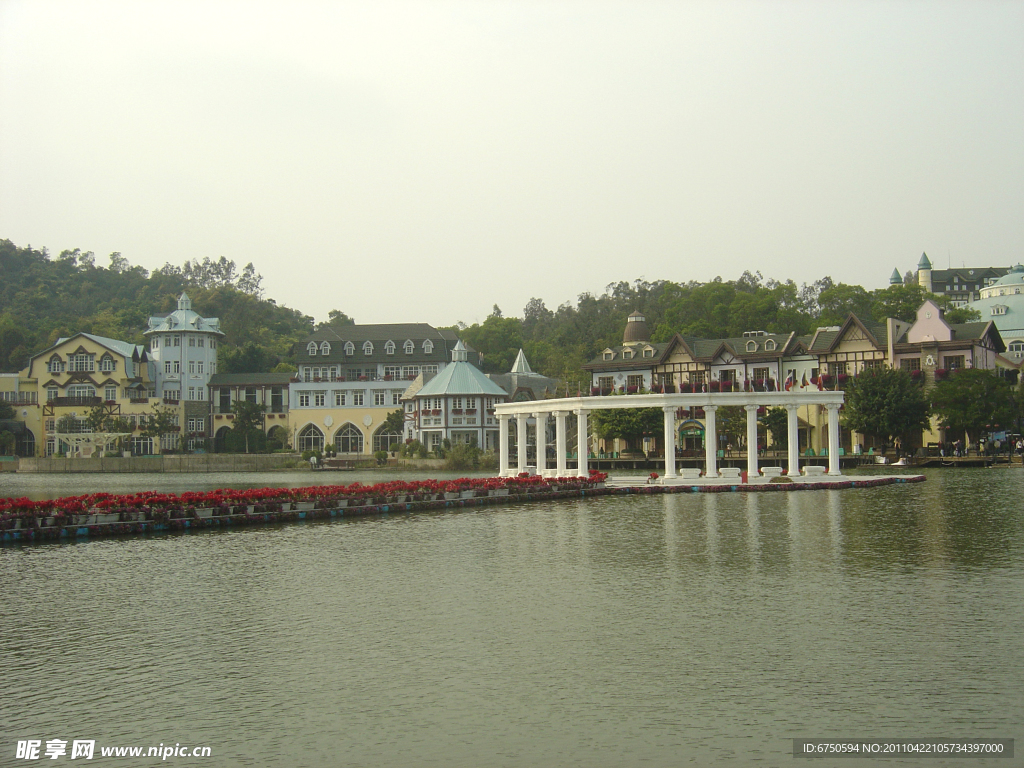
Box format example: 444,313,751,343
47,396,102,407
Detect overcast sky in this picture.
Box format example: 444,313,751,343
1,1,1021,327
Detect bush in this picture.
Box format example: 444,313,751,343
443,442,479,471
477,450,499,471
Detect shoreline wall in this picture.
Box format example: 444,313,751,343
16,454,301,473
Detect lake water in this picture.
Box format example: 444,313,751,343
1,469,1021,767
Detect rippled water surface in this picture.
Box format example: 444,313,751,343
2,469,1022,767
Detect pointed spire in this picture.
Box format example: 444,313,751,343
917,252,932,270
890,268,903,285
511,349,533,374
452,339,468,362
178,293,192,311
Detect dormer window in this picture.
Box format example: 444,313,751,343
603,350,615,361
422,340,434,354
642,347,654,358
307,342,318,356
320,341,331,355
344,342,355,356
622,349,633,359
765,339,776,351
385,340,396,355
404,340,414,354
746,340,757,352
363,341,374,355
99,355,116,373
992,305,1007,316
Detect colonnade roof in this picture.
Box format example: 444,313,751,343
494,390,844,416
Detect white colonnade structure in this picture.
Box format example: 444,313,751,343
495,391,845,480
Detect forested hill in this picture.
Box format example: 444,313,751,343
1,239,978,383
0,239,314,373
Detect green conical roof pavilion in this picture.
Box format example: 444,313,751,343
890,268,903,284
917,252,932,270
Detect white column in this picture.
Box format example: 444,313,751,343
745,404,759,478
662,406,677,478
704,405,718,477
554,410,567,476
535,412,547,474
827,404,842,476
498,414,510,477
575,409,590,477
516,416,528,475
786,404,800,477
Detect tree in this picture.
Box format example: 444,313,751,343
930,369,1017,445
143,405,179,452
592,407,663,452
0,401,14,420
228,399,267,453
382,408,404,436
842,368,930,444
0,430,15,455
761,407,789,449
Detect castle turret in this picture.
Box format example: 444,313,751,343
917,252,933,293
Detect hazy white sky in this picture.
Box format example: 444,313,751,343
1,0,1021,327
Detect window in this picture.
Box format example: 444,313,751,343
187,417,205,432
165,336,172,347
385,340,395,355
373,423,401,453
603,351,614,361
753,367,770,382
105,385,117,401
211,339,217,349
344,342,355,356
307,342,318,355
992,306,1007,316
188,387,195,401
173,335,180,347
68,354,95,372
298,424,324,452
465,398,476,411
164,389,180,401
314,392,325,407
165,361,172,374
764,339,776,351
197,337,205,348
334,391,346,406
47,357,64,374
642,347,654,358
627,374,644,390
423,365,438,375
47,387,58,401
863,359,882,371
188,336,196,347
374,391,386,406
363,341,374,356
173,361,181,374
299,392,311,407
622,349,634,359
831,362,847,375
452,397,463,410
67,384,96,398
100,356,116,372
392,391,402,405
422,339,433,354
197,361,204,374
1008,341,1024,353
189,360,196,374
402,365,420,379
320,341,331,355
720,369,736,384
944,355,965,370
151,337,159,350
384,365,401,378
404,340,414,354
746,340,757,352
352,391,364,406
334,424,363,453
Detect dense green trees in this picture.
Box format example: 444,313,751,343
842,368,931,443
592,407,663,452
930,370,1018,445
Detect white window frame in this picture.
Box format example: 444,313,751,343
404,340,414,354
307,342,318,355
320,341,331,355
363,341,374,356
385,340,396,355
